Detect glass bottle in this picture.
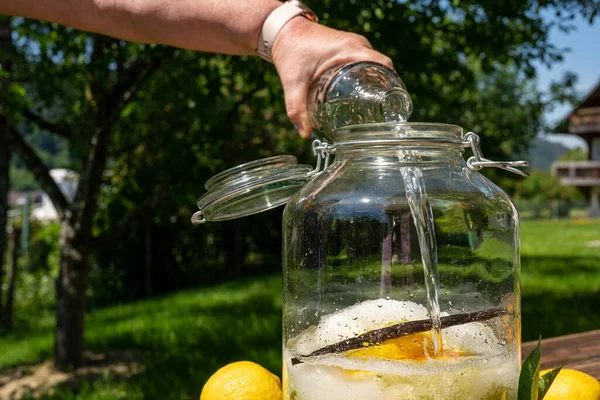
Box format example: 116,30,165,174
307,62,413,141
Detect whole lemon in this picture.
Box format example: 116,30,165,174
200,361,282,400
541,368,600,400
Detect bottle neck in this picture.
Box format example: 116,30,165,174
382,88,414,122
351,87,413,123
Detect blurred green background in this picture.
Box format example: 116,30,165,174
1,0,599,399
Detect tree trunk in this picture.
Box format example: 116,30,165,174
144,217,153,298
51,50,162,370
54,219,90,370
0,116,10,320
380,214,394,297
234,221,242,278
3,226,20,330
224,220,244,278
0,118,9,324
400,211,414,287
0,16,14,328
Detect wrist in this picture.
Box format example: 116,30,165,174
271,15,312,63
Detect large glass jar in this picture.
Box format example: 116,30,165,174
280,123,521,400
192,122,526,400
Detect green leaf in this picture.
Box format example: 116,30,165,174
538,366,562,399
518,338,541,400
120,103,137,118
9,82,27,98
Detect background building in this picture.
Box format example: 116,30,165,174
552,82,600,216
8,169,78,222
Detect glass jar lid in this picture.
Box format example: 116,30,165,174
191,155,318,224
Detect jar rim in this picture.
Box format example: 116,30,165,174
334,122,463,145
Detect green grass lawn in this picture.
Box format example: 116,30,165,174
0,277,283,399
520,218,600,340
0,219,598,399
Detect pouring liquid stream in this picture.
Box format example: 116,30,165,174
316,67,444,357
396,125,444,358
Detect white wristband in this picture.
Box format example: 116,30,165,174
256,2,317,62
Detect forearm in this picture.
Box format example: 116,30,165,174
1,0,281,55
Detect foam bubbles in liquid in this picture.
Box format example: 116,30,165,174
285,300,518,400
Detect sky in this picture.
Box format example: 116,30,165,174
536,15,600,149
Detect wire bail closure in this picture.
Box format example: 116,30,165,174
309,139,335,176
463,132,530,177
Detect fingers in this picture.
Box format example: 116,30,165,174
378,55,394,70
325,47,394,75
344,34,393,70
283,82,312,138
272,19,396,139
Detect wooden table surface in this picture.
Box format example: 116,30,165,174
522,330,600,379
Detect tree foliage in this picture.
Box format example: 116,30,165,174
559,147,588,161
0,0,598,370
3,19,175,368
515,170,583,202
313,0,594,156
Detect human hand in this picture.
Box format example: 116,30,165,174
272,18,393,138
